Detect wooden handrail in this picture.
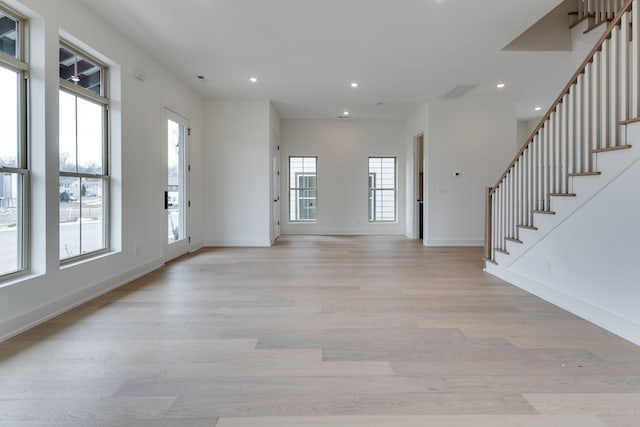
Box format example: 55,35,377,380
490,0,633,196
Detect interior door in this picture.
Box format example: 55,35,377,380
164,108,190,261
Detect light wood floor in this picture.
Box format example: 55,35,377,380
1,236,639,426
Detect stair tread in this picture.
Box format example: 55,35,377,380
593,144,632,153
495,248,510,255
569,171,602,177
619,117,640,125
532,210,556,215
505,237,523,244
550,193,577,197
518,224,538,231
484,258,498,266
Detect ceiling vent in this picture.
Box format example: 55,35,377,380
441,84,476,99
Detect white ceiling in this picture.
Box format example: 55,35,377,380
78,0,574,121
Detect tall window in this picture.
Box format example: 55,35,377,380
59,41,109,261
289,157,316,222
0,5,28,279
368,157,396,222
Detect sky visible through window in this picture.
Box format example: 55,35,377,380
0,67,17,166
59,90,103,173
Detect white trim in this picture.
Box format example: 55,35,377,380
486,264,640,347
204,238,272,247
426,239,484,247
0,257,164,342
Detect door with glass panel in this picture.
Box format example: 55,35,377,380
164,109,189,261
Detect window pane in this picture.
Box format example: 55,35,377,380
59,46,103,95
80,178,104,253
60,176,80,259
289,157,317,222
0,172,22,275
167,119,184,243
77,97,103,174
0,11,18,58
59,90,77,172
368,157,396,222
0,67,18,168
59,41,109,262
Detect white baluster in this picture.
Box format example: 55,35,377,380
610,26,620,147
620,10,630,126
593,51,602,151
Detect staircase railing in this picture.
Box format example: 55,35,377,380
574,0,625,28
485,0,637,263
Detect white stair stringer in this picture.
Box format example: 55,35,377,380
488,123,640,270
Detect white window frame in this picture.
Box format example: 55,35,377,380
0,3,29,281
289,156,317,222
58,40,110,263
368,157,397,223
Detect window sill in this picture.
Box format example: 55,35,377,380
60,249,118,270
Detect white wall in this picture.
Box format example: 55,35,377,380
203,98,272,246
426,99,516,246
516,118,540,151
506,153,640,346
280,119,406,235
0,0,205,340
404,103,428,239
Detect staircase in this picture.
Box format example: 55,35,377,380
570,0,626,31
484,0,640,345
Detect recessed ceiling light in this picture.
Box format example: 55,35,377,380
350,82,359,88
496,83,505,89
343,111,350,116
534,106,542,111
249,77,258,83
197,75,206,80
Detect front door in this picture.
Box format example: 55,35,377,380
164,109,189,261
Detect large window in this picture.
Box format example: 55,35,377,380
289,157,316,222
59,41,109,261
368,157,396,222
0,5,28,279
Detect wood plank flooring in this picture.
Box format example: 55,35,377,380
1,235,639,426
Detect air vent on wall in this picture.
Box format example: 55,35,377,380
441,84,476,99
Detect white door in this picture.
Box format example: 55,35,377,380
272,144,281,240
164,109,190,261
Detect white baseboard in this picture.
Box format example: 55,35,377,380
0,257,164,342
204,238,272,247
487,265,640,347
426,239,484,247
